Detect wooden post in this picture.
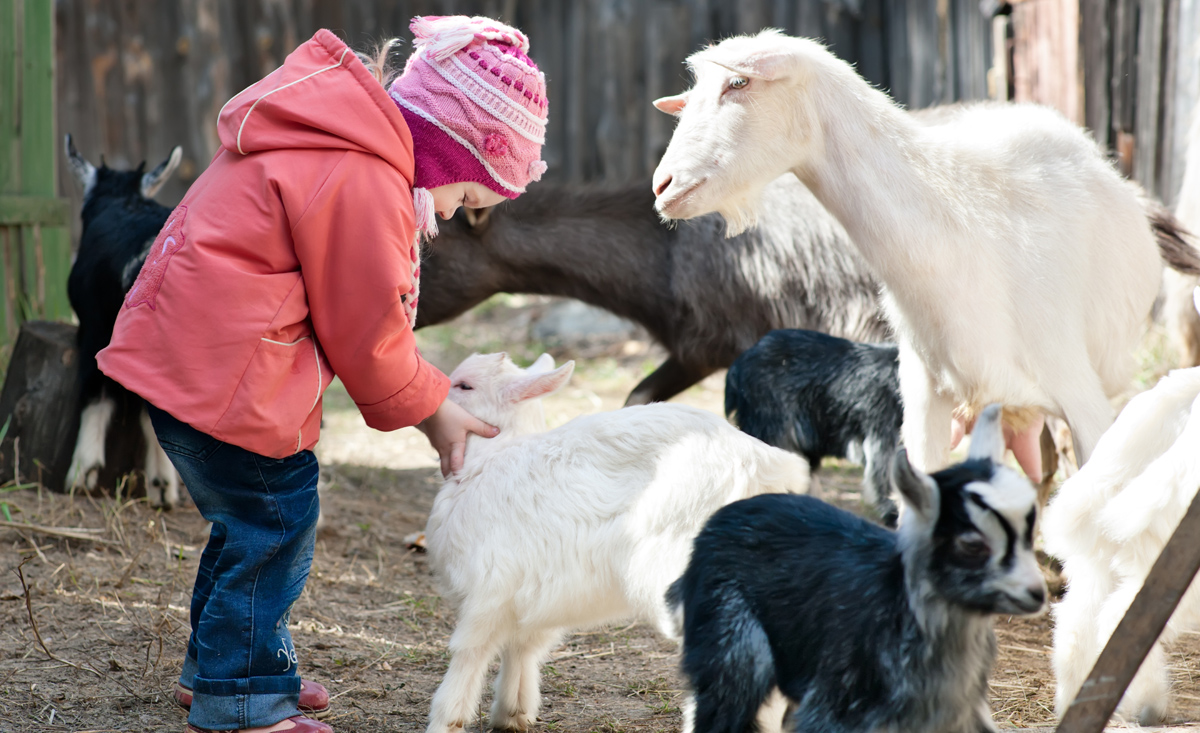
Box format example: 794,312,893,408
1055,487,1200,733
0,321,80,491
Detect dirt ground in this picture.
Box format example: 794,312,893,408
0,296,1195,733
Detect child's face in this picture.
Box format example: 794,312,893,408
428,182,508,220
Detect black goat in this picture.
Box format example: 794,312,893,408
65,134,182,507
667,405,1046,733
417,174,887,405
725,329,902,524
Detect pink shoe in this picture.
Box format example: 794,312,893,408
185,715,332,733
174,679,331,719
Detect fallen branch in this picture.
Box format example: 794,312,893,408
0,519,118,546
15,556,101,678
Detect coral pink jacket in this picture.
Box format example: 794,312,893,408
98,29,449,459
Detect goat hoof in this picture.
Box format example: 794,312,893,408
490,714,533,732
84,466,100,491
1136,704,1167,727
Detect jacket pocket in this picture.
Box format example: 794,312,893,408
214,333,333,458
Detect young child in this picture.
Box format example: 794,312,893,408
96,16,548,733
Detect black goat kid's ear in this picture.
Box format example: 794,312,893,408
891,448,938,520
140,146,183,200
64,134,97,198
967,403,1006,463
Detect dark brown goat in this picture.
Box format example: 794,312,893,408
416,175,888,404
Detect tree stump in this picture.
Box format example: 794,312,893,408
0,321,81,490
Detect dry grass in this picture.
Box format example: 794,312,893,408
1,295,1197,732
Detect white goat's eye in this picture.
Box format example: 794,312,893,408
455,382,473,391
729,76,749,90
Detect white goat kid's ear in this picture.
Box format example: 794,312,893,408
653,94,687,116
968,403,1006,463
503,361,574,403
891,448,939,523
65,134,97,197
141,146,183,199
527,353,556,374
1193,286,1200,318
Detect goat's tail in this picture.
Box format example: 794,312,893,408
664,577,686,641
1147,201,1200,275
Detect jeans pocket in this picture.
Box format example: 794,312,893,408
149,406,223,462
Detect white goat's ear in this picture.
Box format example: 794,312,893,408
1193,286,1200,318
140,146,182,199
891,448,939,523
65,134,97,198
504,361,574,403
968,404,1006,463
527,353,556,374
653,94,687,116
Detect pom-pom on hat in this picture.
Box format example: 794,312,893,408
390,15,548,230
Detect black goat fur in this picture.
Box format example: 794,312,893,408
417,175,887,404
725,329,902,524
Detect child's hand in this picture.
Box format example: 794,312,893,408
416,399,500,477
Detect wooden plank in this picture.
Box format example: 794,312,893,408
1133,0,1165,195
1079,0,1112,146
0,0,17,196
0,196,70,226
1055,487,1200,733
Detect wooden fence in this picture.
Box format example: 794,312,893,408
2,0,72,366
53,0,995,235
1008,0,1199,206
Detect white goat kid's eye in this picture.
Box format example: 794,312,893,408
729,76,749,90
455,382,473,391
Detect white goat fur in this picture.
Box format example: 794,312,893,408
1043,292,1200,724
651,30,1163,473
424,352,810,733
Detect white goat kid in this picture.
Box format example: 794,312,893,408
651,30,1163,474
1043,288,1200,725
424,352,810,733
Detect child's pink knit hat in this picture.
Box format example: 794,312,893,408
390,16,548,231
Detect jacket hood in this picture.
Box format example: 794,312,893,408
218,29,414,182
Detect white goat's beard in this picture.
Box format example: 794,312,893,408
719,199,763,238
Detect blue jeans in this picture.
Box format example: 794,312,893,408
150,405,320,730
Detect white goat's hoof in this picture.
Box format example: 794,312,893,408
490,711,535,732
1135,703,1167,727
66,464,102,491
147,478,177,510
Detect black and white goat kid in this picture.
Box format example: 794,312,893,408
65,135,182,508
668,404,1045,733
725,328,902,525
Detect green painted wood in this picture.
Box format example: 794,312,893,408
0,0,18,196
21,0,69,324
0,0,71,354
0,196,70,225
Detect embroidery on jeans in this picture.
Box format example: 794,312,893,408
276,638,298,672
124,205,188,310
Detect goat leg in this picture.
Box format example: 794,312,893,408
624,357,714,406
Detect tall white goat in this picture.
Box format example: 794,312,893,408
1042,288,1200,725
651,30,1176,474
423,352,810,733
